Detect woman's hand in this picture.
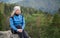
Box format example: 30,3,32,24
17,29,23,32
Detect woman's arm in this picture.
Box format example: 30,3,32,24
9,17,17,31
22,17,25,30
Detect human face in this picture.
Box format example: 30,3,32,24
15,9,21,14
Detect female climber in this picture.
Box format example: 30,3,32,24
9,6,29,38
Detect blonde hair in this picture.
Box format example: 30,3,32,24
11,6,21,17
11,10,15,17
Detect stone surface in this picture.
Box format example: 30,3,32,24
0,30,31,38
0,30,19,38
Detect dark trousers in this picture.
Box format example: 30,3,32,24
11,25,29,38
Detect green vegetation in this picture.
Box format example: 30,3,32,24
0,2,60,38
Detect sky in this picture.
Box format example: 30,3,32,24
0,0,23,3
0,0,60,13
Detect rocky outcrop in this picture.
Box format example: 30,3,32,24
0,30,31,38
0,30,19,38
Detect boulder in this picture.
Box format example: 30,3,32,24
0,30,31,38
0,30,19,38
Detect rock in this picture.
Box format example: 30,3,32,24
10,34,19,38
0,30,31,38
0,30,19,38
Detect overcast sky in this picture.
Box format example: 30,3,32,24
0,0,23,3
0,0,60,13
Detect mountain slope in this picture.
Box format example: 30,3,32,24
16,0,60,13
0,0,60,13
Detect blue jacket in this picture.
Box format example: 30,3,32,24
9,14,25,31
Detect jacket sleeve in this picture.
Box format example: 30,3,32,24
9,17,17,31
22,17,25,30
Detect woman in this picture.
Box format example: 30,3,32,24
9,6,28,38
